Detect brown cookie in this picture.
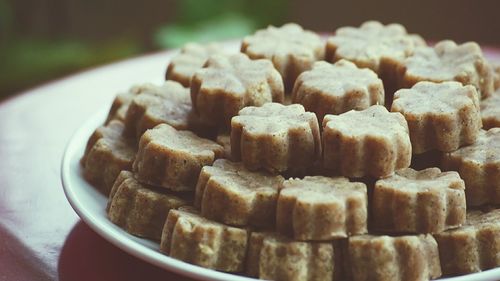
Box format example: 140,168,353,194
442,128,500,206
481,91,500,129
373,168,466,234
133,124,223,191
241,23,324,91
292,60,385,122
322,105,411,178
104,85,145,124
231,103,321,174
391,81,482,154
277,176,367,240
191,53,284,127
215,132,232,160
194,159,283,228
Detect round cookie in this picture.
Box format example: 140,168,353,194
292,60,385,122
276,176,367,240
391,81,482,154
241,23,324,92
442,128,500,206
397,40,495,99
434,209,500,275
231,103,321,174
194,159,284,228
480,91,500,129
107,171,190,241
160,207,248,272
191,52,284,127
322,105,411,178
373,167,466,234
133,124,224,191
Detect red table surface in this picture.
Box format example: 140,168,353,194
0,45,499,281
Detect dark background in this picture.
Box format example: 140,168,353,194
1,0,499,98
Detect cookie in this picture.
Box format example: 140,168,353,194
480,91,500,129
123,81,192,140
82,120,136,195
215,133,232,160
398,40,494,99
322,105,411,178
292,60,384,122
442,128,500,206
241,23,324,91
246,232,342,281
434,209,500,275
107,171,189,241
160,207,248,272
277,176,367,240
373,168,466,234
191,53,284,127
133,124,224,191
194,159,284,228
391,81,482,154
166,43,223,87
104,87,143,124
494,64,500,90
346,234,442,281
231,103,321,174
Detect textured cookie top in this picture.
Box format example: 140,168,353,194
481,93,500,129
465,209,500,227
323,105,408,138
166,43,223,86
377,167,465,191
447,128,500,164
241,23,323,65
282,176,366,199
327,21,424,71
393,81,480,115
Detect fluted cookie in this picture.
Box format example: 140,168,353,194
373,168,466,234
398,40,494,99
191,53,284,127
481,92,500,129
246,232,342,281
105,87,142,124
346,234,442,281
292,60,384,122
195,159,284,228
231,103,321,174
241,23,324,91
277,176,367,240
82,120,136,195
442,128,500,206
160,207,248,272
123,81,191,140
166,43,223,87
107,171,189,241
392,81,481,154
133,124,224,191
322,105,411,178
434,209,500,275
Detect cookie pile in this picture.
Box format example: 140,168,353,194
81,21,500,281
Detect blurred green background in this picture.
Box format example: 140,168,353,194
1,0,499,98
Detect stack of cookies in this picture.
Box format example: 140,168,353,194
81,21,500,281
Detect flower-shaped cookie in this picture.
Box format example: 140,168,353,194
347,235,442,281
160,207,248,272
191,53,284,127
373,168,466,234
133,124,224,191
434,209,500,275
277,176,367,240
231,103,321,174
82,120,136,195
195,159,284,228
481,92,500,129
246,232,342,281
292,60,384,122
123,81,192,140
398,40,495,98
442,128,500,206
241,23,324,91
322,105,411,178
166,43,223,87
391,81,482,154
107,171,190,241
